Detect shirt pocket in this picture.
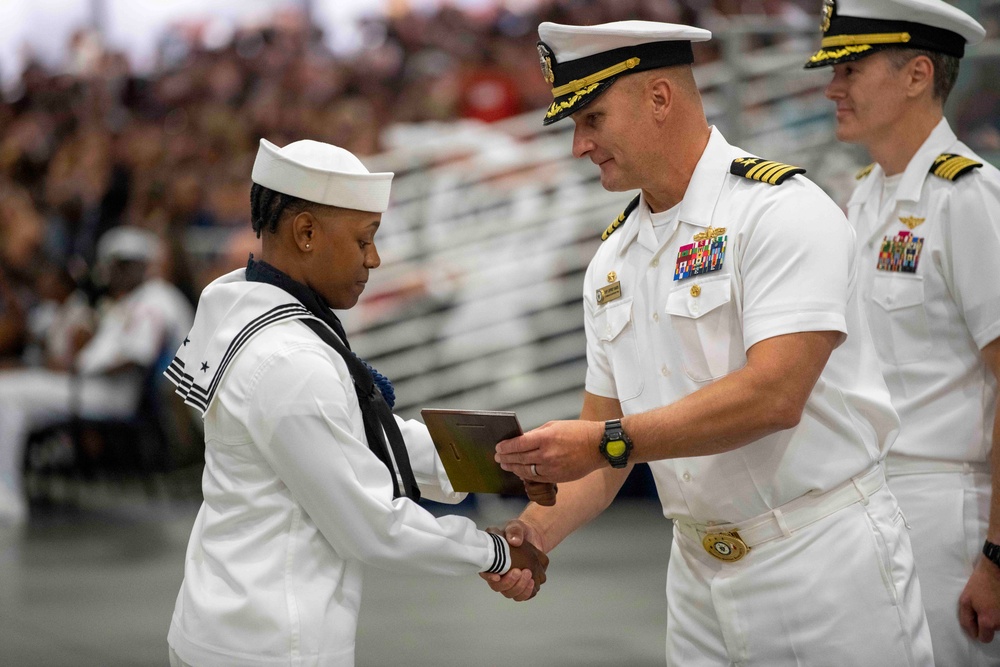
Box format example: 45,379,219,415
665,274,744,383
595,297,644,401
868,273,931,366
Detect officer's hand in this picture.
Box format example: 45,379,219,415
496,420,605,483
479,520,548,601
959,557,1000,642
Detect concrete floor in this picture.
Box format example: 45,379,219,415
0,483,672,667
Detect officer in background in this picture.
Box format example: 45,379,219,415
806,0,1000,663
485,20,933,666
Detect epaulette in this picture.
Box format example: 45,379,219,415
930,153,983,182
855,163,874,180
730,157,805,185
601,194,641,241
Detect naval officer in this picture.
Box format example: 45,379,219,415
807,0,1000,663
486,19,932,666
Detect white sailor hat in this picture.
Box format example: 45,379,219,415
537,20,712,126
250,139,394,213
96,226,160,265
805,0,985,69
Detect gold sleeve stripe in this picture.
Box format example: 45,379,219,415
745,161,778,180
602,194,641,241
930,154,983,181
765,164,800,185
821,32,911,48
551,57,640,98
731,157,805,185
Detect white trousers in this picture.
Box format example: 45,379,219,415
889,468,1000,667
0,368,136,496
666,484,933,666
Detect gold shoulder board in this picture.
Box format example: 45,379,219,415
855,163,874,180
602,194,641,241
730,157,805,185
930,153,983,182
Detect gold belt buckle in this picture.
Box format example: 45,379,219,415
702,531,749,562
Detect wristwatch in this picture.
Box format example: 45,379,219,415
984,540,1000,568
599,419,633,469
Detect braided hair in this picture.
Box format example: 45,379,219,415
250,183,314,238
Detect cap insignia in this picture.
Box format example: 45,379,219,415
730,157,805,185
930,153,983,182
821,0,834,33
537,43,555,85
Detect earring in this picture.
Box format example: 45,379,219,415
305,243,311,249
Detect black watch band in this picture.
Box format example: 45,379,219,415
599,419,633,469
984,540,1000,568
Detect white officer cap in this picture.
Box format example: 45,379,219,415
805,0,985,69
250,139,394,213
537,20,712,125
96,226,160,265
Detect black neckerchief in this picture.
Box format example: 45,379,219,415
245,256,419,501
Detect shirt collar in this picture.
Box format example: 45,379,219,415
895,117,955,202
848,117,955,207
614,126,733,256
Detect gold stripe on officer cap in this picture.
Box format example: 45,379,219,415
803,0,984,69
820,32,910,48
551,57,640,98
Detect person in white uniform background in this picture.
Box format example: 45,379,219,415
482,19,933,666
164,138,548,667
805,0,1000,663
0,225,192,526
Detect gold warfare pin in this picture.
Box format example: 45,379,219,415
596,271,622,304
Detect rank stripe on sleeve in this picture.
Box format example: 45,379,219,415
730,157,805,185
602,193,641,241
930,153,983,182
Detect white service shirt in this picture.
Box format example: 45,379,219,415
848,118,1000,463
166,271,509,667
584,127,899,524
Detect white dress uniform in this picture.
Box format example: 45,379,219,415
164,269,510,667
0,277,192,524
848,118,1000,666
583,127,931,665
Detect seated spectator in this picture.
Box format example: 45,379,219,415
0,226,193,526
22,262,94,371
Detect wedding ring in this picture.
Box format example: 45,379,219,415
531,464,538,477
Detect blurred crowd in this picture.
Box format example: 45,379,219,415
0,0,997,377
0,0,829,369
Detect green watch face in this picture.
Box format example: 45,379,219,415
605,439,627,458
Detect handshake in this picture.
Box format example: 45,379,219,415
481,519,549,602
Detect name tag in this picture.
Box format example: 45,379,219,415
596,281,622,304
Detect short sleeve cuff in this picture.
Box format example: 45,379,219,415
585,373,618,399
744,310,846,350
973,319,1000,351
